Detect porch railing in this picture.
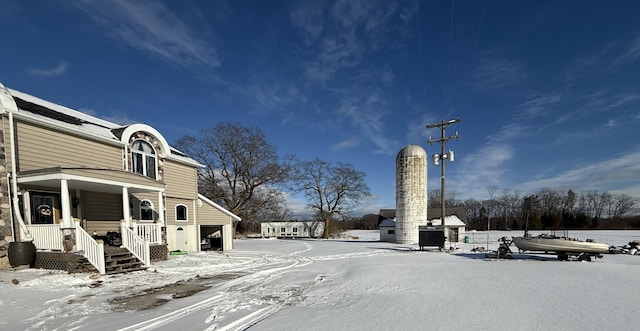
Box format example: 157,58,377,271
121,223,151,266
25,224,64,251
75,221,106,274
132,222,162,244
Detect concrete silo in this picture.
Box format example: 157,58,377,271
395,144,428,244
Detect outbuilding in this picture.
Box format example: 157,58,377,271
378,218,396,242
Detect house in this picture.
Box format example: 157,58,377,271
261,221,325,238
426,207,468,243
0,82,239,273
377,207,468,243
378,218,396,242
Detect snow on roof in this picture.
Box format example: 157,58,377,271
9,88,119,129
429,215,466,227
378,218,396,227
5,85,201,166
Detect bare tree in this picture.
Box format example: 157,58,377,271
175,123,293,234
608,193,637,220
293,159,370,238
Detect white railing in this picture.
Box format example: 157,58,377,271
133,222,162,244
121,223,150,266
25,224,65,251
75,221,106,274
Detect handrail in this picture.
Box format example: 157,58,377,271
25,224,64,250
75,221,106,274
120,223,150,266
133,222,162,244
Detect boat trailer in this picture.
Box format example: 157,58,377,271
484,237,603,261
484,237,514,259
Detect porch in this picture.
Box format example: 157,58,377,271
15,166,168,274
25,220,167,274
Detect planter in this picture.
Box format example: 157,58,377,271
8,241,37,268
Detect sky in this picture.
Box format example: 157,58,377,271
1,0,640,218
2,230,639,330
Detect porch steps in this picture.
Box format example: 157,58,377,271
104,247,147,275
68,256,99,273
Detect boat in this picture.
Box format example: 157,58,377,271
512,234,610,255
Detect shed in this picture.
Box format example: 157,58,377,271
378,218,396,242
427,207,468,243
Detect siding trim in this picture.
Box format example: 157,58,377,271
18,168,165,192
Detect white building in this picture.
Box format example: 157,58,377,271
426,207,468,243
378,218,396,242
261,221,325,238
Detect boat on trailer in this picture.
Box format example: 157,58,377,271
512,233,610,261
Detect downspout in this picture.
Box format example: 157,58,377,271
6,173,16,240
8,111,32,241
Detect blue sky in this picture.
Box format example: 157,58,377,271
1,0,639,217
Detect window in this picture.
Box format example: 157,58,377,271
131,140,157,179
140,200,154,221
281,227,286,233
388,229,395,235
176,205,187,222
292,227,298,233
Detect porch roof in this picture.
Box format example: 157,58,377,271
17,166,165,194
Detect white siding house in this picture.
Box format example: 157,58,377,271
261,221,325,238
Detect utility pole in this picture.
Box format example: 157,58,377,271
427,118,461,246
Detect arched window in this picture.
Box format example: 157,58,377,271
140,200,154,221
131,140,157,179
176,204,188,222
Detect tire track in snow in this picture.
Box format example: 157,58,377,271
116,241,316,331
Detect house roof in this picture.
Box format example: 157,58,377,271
378,218,396,227
427,207,468,223
428,215,466,227
2,84,201,167
197,194,241,222
378,207,469,224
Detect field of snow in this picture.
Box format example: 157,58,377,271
1,230,639,330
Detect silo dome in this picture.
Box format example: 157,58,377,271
396,144,427,159
395,144,428,244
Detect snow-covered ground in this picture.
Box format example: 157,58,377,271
1,230,639,331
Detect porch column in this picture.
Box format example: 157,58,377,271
122,187,131,227
75,189,83,221
60,179,73,228
157,191,164,226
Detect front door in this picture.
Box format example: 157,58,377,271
175,227,188,251
31,193,60,224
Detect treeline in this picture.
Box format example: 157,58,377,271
433,188,640,230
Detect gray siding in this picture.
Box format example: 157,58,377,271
197,202,233,226
163,160,197,199
82,191,123,220
15,121,122,171
165,197,194,226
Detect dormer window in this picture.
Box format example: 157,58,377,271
131,140,157,179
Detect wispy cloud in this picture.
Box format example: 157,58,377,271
336,88,399,155
28,62,69,77
331,137,360,152
518,149,640,194
451,124,526,199
294,0,402,83
75,0,219,69
604,119,618,128
518,93,562,117
605,92,640,110
473,55,526,91
612,35,640,66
